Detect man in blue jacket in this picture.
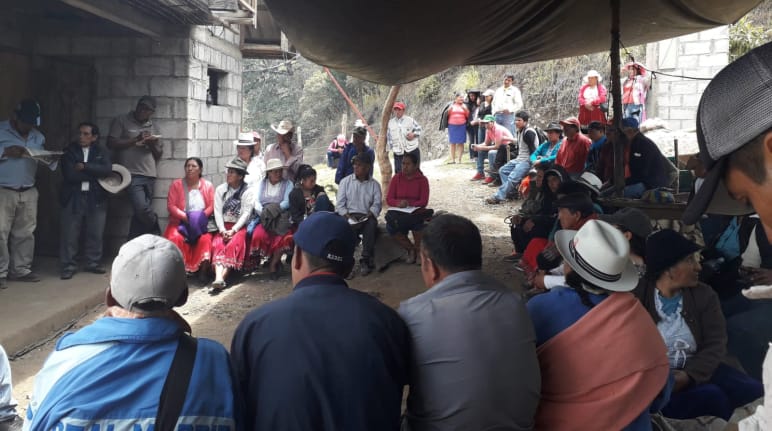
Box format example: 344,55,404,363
231,211,409,431
335,126,374,184
59,122,113,279
24,235,239,431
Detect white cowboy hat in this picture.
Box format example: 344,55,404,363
270,120,294,135
98,164,132,194
555,219,639,292
576,171,603,196
234,131,256,146
584,70,603,82
265,158,285,172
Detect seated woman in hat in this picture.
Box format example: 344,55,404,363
164,157,216,280
289,164,334,226
505,163,555,262
527,219,670,430
211,157,254,292
234,131,265,187
385,152,431,263
264,120,303,182
250,158,294,279
635,229,763,420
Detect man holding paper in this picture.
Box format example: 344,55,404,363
0,99,56,288
336,154,381,276
107,95,162,239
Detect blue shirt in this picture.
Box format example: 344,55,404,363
530,139,561,165
527,287,671,431
231,274,409,431
0,120,51,188
335,144,374,184
585,135,607,171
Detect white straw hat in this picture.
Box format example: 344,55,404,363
270,120,294,135
234,131,256,146
98,164,132,194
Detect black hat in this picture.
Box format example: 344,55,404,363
645,229,701,275
554,192,594,214
682,42,772,224
599,207,653,239
544,122,562,132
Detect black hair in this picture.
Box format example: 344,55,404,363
504,73,515,80
564,270,607,309
727,128,772,185
184,157,204,177
402,152,419,166
78,122,99,137
296,164,316,182
515,110,529,122
618,227,647,258
421,214,482,272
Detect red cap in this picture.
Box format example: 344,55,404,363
393,102,406,110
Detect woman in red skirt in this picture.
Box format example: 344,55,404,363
250,158,294,279
211,157,254,292
163,157,215,278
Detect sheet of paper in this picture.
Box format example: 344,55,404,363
388,206,418,213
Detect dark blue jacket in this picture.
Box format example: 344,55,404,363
60,142,112,207
335,144,375,184
627,133,672,189
231,274,409,431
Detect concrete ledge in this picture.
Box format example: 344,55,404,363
0,257,106,356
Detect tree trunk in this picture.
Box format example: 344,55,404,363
377,85,401,202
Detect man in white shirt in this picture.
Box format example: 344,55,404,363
337,155,381,276
492,73,524,136
387,102,422,174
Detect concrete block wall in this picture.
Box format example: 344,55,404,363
645,26,729,131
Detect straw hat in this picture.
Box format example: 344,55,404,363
234,132,256,146
270,120,294,135
265,158,285,172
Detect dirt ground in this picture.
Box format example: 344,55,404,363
8,157,524,412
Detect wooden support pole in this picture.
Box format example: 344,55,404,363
323,67,378,142
376,85,401,200
610,0,625,197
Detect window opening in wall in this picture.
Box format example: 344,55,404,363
207,68,227,106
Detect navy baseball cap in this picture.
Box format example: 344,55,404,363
682,41,772,224
293,211,356,266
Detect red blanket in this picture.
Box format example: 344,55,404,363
535,293,669,430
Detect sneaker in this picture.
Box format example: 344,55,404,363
0,278,7,289
489,179,502,187
84,265,106,274
483,176,495,184
9,272,40,282
503,253,523,262
60,270,74,280
485,197,502,205
470,172,484,181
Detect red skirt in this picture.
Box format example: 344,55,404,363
163,224,212,272
522,237,549,272
211,222,248,269
250,224,294,257
578,105,607,126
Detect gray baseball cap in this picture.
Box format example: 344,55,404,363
683,41,772,224
110,235,188,311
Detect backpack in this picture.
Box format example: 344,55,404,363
533,126,549,148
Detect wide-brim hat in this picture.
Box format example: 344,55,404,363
584,70,603,81
645,229,702,275
544,122,563,132
575,171,602,197
265,158,285,172
270,120,294,135
234,131,256,146
555,219,639,292
98,164,132,194
225,157,249,174
482,89,495,97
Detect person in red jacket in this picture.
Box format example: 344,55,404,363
554,117,591,177
385,153,431,264
163,157,216,278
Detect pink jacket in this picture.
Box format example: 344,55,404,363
166,178,216,227
578,83,608,107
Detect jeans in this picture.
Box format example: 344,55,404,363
495,112,515,135
326,151,340,168
624,104,643,123
60,193,107,272
494,160,532,200
623,182,647,199
394,148,420,174
0,187,37,279
475,150,489,175
127,175,160,240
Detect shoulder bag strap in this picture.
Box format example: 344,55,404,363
155,334,198,431
182,181,190,212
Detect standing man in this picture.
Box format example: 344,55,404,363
486,110,538,204
492,73,524,135
337,155,381,276
231,211,409,431
59,122,112,280
554,116,591,177
335,126,374,184
387,102,422,174
107,95,162,239
24,235,238,431
470,115,516,184
399,214,540,430
0,99,55,288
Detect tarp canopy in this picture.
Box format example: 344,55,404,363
262,0,761,84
